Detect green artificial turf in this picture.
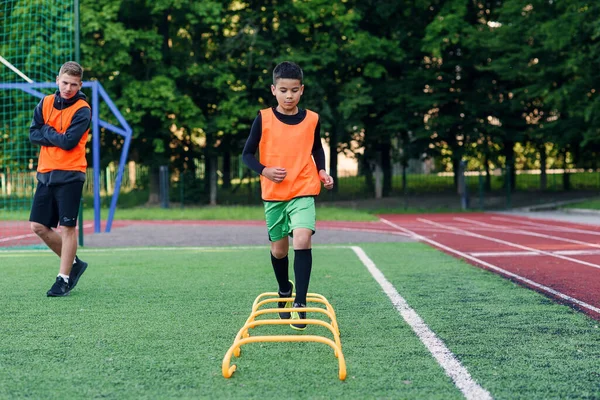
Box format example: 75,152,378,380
0,244,598,399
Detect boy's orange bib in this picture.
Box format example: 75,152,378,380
37,95,89,173
259,108,321,201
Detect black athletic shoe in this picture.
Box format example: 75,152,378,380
290,302,307,330
277,281,294,319
68,256,88,290
47,276,70,297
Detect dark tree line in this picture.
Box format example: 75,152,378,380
78,0,600,201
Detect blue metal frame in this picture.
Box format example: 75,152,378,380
0,81,132,233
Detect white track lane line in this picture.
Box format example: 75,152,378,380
351,246,492,400
379,218,600,316
491,216,600,236
417,218,600,271
455,217,600,250
469,251,538,257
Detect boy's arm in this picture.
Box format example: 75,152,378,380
311,119,326,172
41,107,91,151
312,119,334,189
29,100,55,147
242,114,267,175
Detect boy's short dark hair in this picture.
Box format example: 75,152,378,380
273,61,303,85
59,61,84,79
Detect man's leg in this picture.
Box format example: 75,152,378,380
30,222,62,256
55,181,87,290
59,226,77,276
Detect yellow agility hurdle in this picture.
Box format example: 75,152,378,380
222,292,346,381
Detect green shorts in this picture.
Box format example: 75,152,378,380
264,197,316,242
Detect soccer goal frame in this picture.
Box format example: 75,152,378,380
0,80,132,234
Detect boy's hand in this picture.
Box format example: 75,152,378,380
319,170,334,190
263,167,287,183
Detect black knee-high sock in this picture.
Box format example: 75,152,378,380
293,249,312,304
271,252,291,293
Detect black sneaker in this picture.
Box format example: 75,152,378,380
47,276,70,297
277,281,294,319
69,256,88,290
290,302,307,330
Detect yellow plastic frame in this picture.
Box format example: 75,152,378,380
222,292,346,381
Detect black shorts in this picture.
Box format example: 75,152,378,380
29,181,84,228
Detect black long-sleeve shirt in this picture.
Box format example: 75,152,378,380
29,90,91,150
29,90,91,185
242,107,326,175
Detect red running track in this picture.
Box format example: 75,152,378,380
378,212,600,320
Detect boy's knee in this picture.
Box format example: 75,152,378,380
293,231,312,250
270,239,289,259
271,249,288,259
30,222,48,236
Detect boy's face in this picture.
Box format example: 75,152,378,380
271,78,304,113
56,73,82,100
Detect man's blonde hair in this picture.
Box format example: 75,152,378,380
58,61,83,79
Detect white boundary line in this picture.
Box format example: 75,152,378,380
379,218,600,315
418,218,600,271
351,246,492,400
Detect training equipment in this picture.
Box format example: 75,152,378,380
222,291,346,381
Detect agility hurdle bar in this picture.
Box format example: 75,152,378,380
222,292,346,381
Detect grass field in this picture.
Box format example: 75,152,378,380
1,243,598,399
564,198,600,210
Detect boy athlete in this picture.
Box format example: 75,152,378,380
29,61,90,297
242,61,334,330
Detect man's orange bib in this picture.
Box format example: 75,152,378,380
259,108,321,201
37,95,89,173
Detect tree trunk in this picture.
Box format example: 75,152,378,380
452,157,461,190
222,150,231,189
210,157,218,205
504,141,515,191
363,153,374,192
147,166,160,205
381,141,392,197
539,143,547,191
484,155,491,191
561,150,570,191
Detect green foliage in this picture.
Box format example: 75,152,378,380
69,0,600,202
